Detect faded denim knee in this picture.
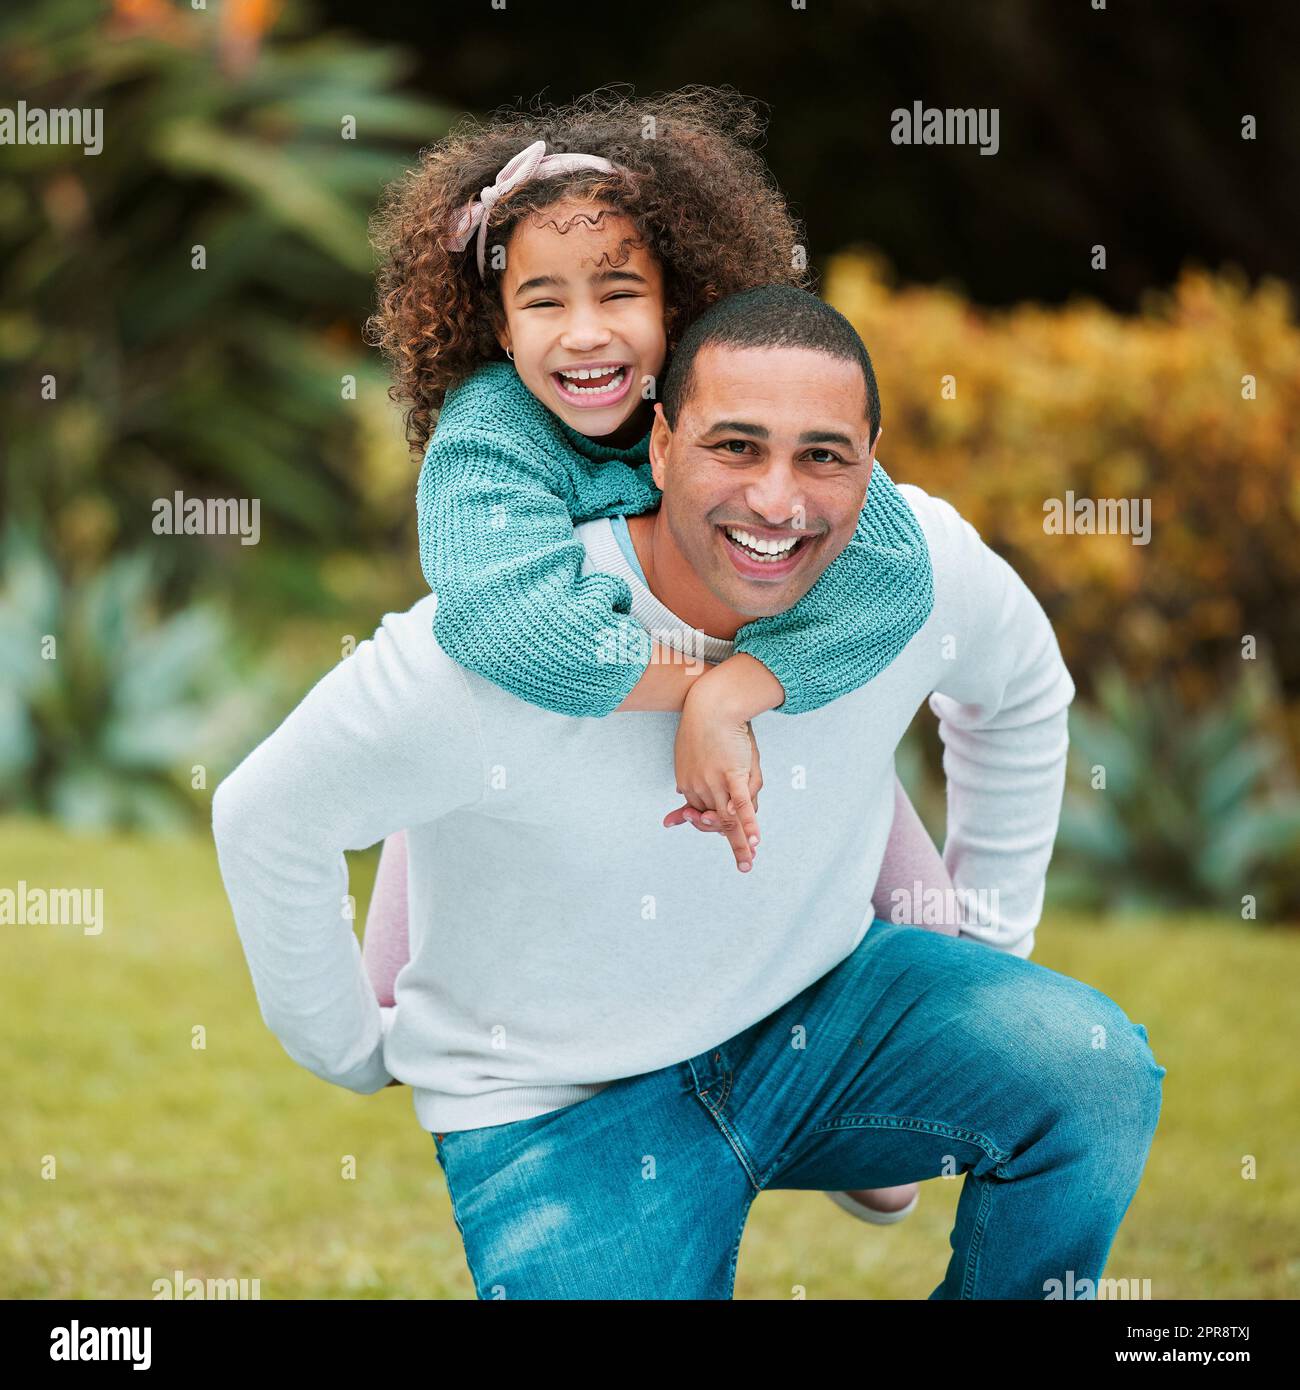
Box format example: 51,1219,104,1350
1055,994,1166,1161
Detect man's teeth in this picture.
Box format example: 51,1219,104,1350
557,367,626,395
724,526,802,559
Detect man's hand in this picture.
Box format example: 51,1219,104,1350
664,681,763,872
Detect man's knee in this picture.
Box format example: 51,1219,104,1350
861,926,1166,1144
956,960,1164,1135
1035,979,1166,1148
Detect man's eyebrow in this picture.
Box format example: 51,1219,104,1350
701,423,859,448
704,420,769,439
797,430,857,447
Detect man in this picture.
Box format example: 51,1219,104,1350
213,286,1165,1300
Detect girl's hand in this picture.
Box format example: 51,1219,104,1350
664,688,763,872
671,722,764,848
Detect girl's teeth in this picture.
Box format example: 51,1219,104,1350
557,367,626,396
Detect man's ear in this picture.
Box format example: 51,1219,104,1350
649,404,671,491
859,423,881,501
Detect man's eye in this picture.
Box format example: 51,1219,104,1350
807,449,841,463
717,439,753,454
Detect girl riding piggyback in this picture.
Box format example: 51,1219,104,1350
363,85,962,1223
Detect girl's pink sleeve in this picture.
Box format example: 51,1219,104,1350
871,776,961,934
362,830,411,1006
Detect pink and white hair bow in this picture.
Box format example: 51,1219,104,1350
443,139,623,277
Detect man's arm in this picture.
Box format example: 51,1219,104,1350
212,596,484,1092
921,493,1076,958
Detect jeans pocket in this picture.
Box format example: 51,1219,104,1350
433,1144,469,1244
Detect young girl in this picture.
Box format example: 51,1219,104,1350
364,88,961,1223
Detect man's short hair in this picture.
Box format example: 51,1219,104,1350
661,285,882,444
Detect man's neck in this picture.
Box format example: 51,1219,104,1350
624,511,749,642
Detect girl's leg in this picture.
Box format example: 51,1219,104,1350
362,829,411,1007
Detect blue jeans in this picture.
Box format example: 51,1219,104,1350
431,919,1166,1299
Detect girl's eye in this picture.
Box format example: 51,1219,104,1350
523,295,638,309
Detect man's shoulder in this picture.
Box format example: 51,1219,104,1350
362,593,482,702
893,480,980,551
892,480,1004,583
370,590,439,646
890,480,1017,637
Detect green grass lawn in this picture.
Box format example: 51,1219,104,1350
2,815,1297,1299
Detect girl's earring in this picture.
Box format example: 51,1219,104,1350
505,347,514,361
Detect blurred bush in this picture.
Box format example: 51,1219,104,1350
0,525,278,831
826,251,1300,730
0,0,444,621
1053,662,1300,918
897,660,1300,923
837,250,1300,919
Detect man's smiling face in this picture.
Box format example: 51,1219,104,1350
648,343,879,619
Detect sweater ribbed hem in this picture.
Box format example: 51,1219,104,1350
731,632,802,712
553,407,652,469
414,1080,612,1135
581,519,736,666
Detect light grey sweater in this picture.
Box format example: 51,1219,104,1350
212,485,1075,1133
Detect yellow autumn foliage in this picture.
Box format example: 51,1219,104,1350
825,251,1300,712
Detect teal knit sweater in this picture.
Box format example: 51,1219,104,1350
415,361,934,716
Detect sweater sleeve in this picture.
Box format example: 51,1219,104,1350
922,494,1076,959
732,462,935,715
416,428,654,717
212,597,484,1094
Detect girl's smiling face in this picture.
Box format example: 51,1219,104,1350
495,199,667,443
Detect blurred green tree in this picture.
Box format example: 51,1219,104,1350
0,523,278,830
0,0,448,616
1053,664,1300,919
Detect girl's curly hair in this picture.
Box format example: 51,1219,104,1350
365,85,813,452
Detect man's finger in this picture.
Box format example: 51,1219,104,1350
666,804,726,833
666,805,736,846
